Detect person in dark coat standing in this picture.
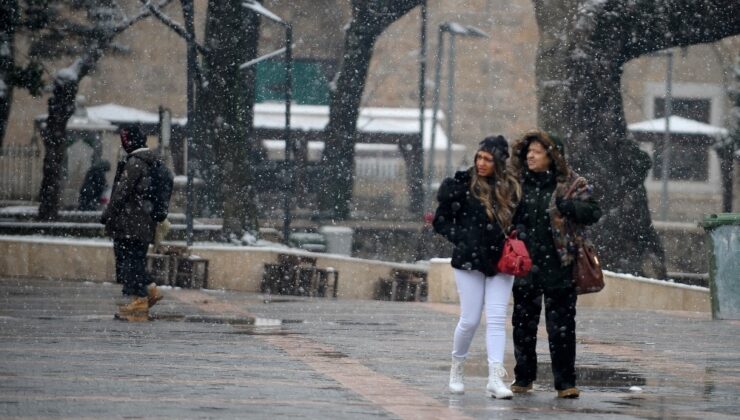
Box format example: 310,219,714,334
433,136,522,399
78,159,111,211
101,125,162,321
509,130,601,398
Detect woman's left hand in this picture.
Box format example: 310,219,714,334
555,196,577,217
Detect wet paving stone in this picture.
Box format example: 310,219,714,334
1,276,739,419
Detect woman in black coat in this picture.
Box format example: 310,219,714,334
509,130,601,399
433,135,521,399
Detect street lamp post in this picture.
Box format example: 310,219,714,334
443,23,488,178
242,1,293,244
417,0,427,216
426,22,489,208
659,50,673,221
445,33,456,177
282,24,293,245
182,0,196,246
425,24,445,209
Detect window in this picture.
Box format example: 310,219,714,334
651,97,712,182
653,98,711,123
652,134,711,182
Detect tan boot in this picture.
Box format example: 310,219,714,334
557,387,580,399
115,297,149,322
511,380,533,393
147,284,163,308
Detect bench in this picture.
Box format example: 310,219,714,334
146,245,209,289
376,269,427,302
261,254,339,297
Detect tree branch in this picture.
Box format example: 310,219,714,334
617,0,740,60
114,0,169,34
139,0,210,56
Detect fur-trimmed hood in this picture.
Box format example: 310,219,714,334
510,130,570,183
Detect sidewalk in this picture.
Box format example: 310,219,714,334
1,276,739,419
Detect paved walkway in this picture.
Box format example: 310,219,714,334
1,276,739,419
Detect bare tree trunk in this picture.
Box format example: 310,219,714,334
533,0,740,276
724,53,740,213
319,13,377,219
36,8,153,220
319,0,423,219
37,58,96,220
0,0,18,148
196,0,261,239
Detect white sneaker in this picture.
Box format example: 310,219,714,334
486,363,513,399
449,356,465,394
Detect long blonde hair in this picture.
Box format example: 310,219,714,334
470,154,521,231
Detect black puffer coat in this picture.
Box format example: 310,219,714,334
433,169,506,277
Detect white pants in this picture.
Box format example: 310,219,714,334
451,269,514,364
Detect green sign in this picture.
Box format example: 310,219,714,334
255,59,331,105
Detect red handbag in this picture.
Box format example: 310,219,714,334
496,231,532,277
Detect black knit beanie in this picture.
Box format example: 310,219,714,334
120,125,147,153
477,135,510,161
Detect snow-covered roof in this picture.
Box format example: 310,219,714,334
254,102,459,151
628,116,729,137
34,113,116,131
86,103,162,125
79,102,461,151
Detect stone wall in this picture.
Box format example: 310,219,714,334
0,235,710,313
426,259,710,312
0,235,424,301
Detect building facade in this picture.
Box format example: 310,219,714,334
4,0,738,218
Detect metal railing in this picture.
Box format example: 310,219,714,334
0,145,43,201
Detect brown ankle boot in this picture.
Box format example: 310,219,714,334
115,297,149,322
511,380,533,393
147,285,163,308
557,387,580,399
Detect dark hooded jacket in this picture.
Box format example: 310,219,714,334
101,149,158,243
78,160,110,211
432,169,507,276
511,132,601,289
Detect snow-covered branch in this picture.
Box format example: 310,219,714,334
51,2,166,86
113,0,172,35
239,47,285,69
140,0,210,56
242,1,283,24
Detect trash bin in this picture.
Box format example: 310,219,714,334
701,213,740,320
319,226,353,256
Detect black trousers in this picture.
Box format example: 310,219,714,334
113,238,150,298
512,281,578,390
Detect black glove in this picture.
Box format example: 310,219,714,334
555,196,577,217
